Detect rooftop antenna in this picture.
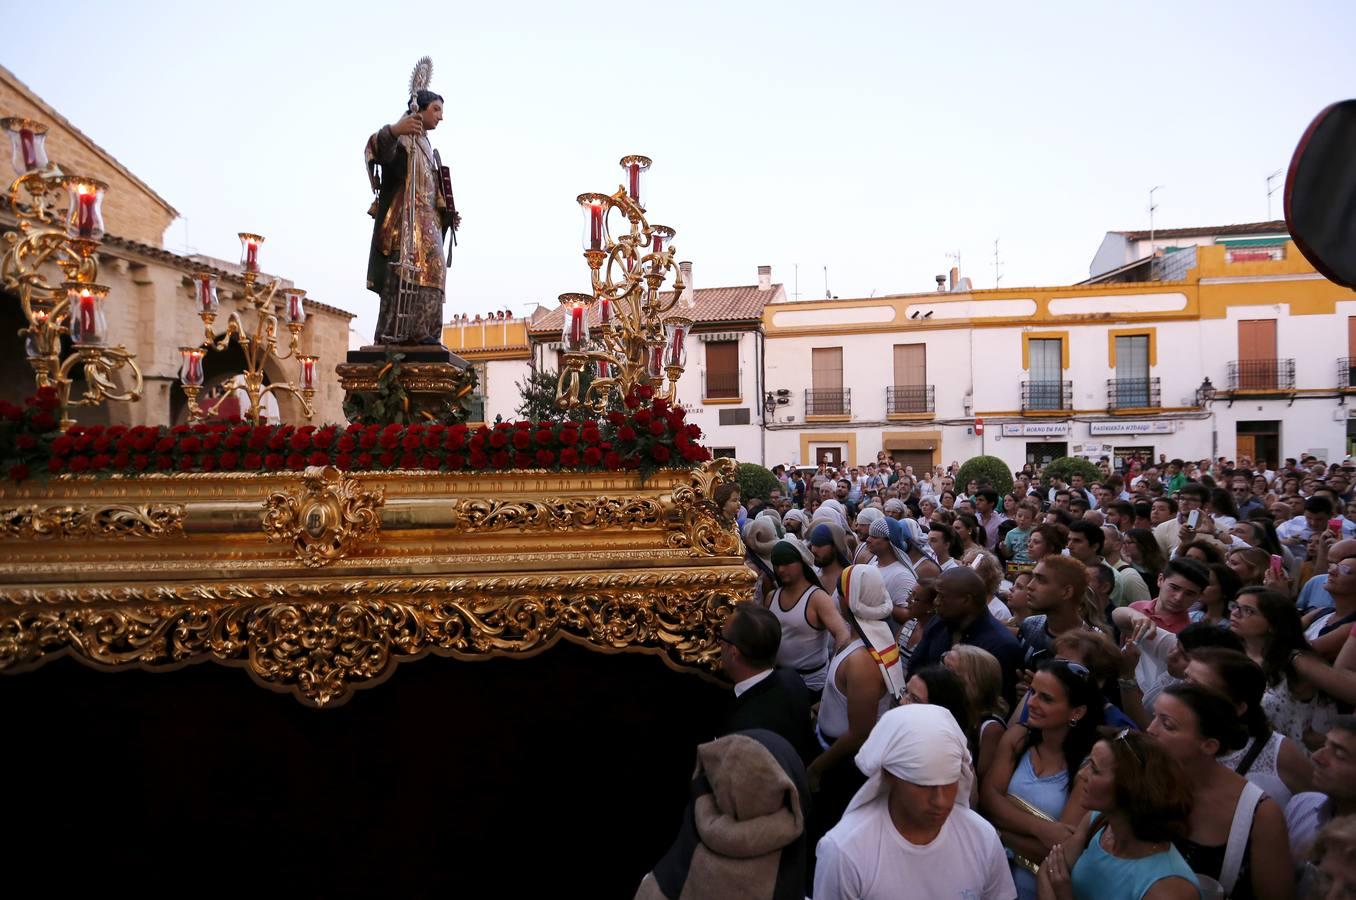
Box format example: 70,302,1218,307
1148,185,1164,248
794,263,800,301
823,265,831,300
1266,170,1283,219
993,238,1003,288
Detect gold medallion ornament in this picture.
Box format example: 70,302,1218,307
262,466,385,567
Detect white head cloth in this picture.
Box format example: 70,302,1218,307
856,507,885,532
839,565,907,700
836,705,975,834
817,498,850,531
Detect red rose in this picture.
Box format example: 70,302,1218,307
581,427,601,446
33,387,59,411
338,435,356,452
202,434,222,452
469,451,489,469
111,452,129,469
684,424,702,439
495,451,515,469
536,449,556,467
346,423,363,433
357,452,374,468
219,451,239,469
67,455,90,473
623,455,641,470
617,426,636,442
224,434,243,450
652,398,670,414
359,430,378,450
490,430,510,449
637,385,655,400
512,421,530,430
313,428,336,449
445,452,465,470
607,411,626,426
170,424,189,435
512,430,531,450
155,437,176,454
7,463,29,481
155,455,175,470
513,451,533,469
682,444,709,462
264,453,285,470
47,458,63,474
243,452,263,469
648,420,666,436
535,429,553,447
667,412,685,431
380,431,400,450
308,451,329,466
559,429,579,446
15,434,37,451
582,446,602,466
624,394,640,410
74,433,94,452
423,431,441,450
199,456,217,472
383,423,402,435
634,408,652,426
421,454,440,469
51,435,74,456
91,453,112,470
289,431,310,451
248,430,269,450
1,406,22,424
444,426,467,450
177,455,197,471
650,444,671,463
335,453,352,470
402,433,422,451
559,448,579,467
399,452,419,468
603,451,622,469
378,451,396,467
267,432,287,451
181,436,202,453
669,405,686,421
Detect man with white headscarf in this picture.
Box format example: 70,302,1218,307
853,508,885,565
814,705,1016,899
816,498,850,533
866,516,919,632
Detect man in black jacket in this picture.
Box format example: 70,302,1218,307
721,602,816,765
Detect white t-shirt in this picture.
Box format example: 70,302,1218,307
873,558,917,616
814,803,1016,900
987,596,1012,622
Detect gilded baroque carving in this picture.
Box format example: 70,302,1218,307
261,466,384,567
450,495,663,533
0,567,753,707
0,503,185,540
668,457,742,557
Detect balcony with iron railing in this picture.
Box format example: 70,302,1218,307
1106,377,1161,412
1340,358,1356,390
1021,380,1072,413
886,385,935,416
805,388,851,417
1226,359,1295,392
703,367,741,400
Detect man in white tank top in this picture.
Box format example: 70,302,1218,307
765,540,851,697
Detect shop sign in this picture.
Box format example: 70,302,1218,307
1089,420,1177,435
1002,423,1070,437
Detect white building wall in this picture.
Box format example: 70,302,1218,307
481,358,532,423
672,328,762,463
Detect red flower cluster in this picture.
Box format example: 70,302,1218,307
4,387,710,482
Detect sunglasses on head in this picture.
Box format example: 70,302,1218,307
1114,727,1145,767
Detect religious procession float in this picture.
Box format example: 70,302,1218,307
0,58,749,895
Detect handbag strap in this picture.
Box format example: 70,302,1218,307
1220,781,1264,896
1233,733,1269,777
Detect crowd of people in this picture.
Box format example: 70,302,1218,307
639,452,1356,899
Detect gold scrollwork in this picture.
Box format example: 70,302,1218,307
451,495,663,533
0,503,185,540
0,567,753,707
261,466,384,567
668,457,742,557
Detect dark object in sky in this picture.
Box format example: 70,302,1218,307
1285,99,1356,289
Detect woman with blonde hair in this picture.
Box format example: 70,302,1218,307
944,643,1010,784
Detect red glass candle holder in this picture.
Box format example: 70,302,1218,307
179,347,206,387
558,293,592,351
650,225,675,257
619,155,652,206
598,296,614,331
284,289,307,325
1,117,49,176
647,344,665,379
66,284,110,346
26,310,48,359
238,233,264,273
664,316,691,368
577,194,610,252
298,355,318,391
191,272,219,314
61,177,107,240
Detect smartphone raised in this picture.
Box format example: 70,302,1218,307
1330,518,1344,538
1269,554,1285,577
1187,509,1201,529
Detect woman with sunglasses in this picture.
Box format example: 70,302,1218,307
1230,586,1337,750
1184,647,1313,807
981,659,1106,900
1147,683,1294,900
1036,728,1198,900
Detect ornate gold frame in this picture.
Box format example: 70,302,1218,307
0,459,749,707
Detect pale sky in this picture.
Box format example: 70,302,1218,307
7,1,1354,343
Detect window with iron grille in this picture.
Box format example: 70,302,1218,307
718,408,751,426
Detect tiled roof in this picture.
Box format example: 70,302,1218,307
1115,220,1288,242
530,284,776,334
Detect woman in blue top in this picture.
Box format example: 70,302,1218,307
1036,728,1198,899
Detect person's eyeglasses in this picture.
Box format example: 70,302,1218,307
1114,728,1146,767
1052,659,1092,680
1229,602,1259,618
1329,560,1356,576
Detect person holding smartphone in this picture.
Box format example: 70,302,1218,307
1278,496,1347,563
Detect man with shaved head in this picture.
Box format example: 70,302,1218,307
907,567,1024,706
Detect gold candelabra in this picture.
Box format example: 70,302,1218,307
1,117,143,428
555,155,692,413
179,233,317,426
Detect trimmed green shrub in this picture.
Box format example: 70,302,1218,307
736,462,780,502
1040,455,1102,489
956,455,1013,497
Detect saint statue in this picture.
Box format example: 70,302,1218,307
365,57,460,346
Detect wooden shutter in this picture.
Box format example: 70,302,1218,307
893,344,926,386
812,348,843,391
1238,320,1277,389
703,341,739,398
